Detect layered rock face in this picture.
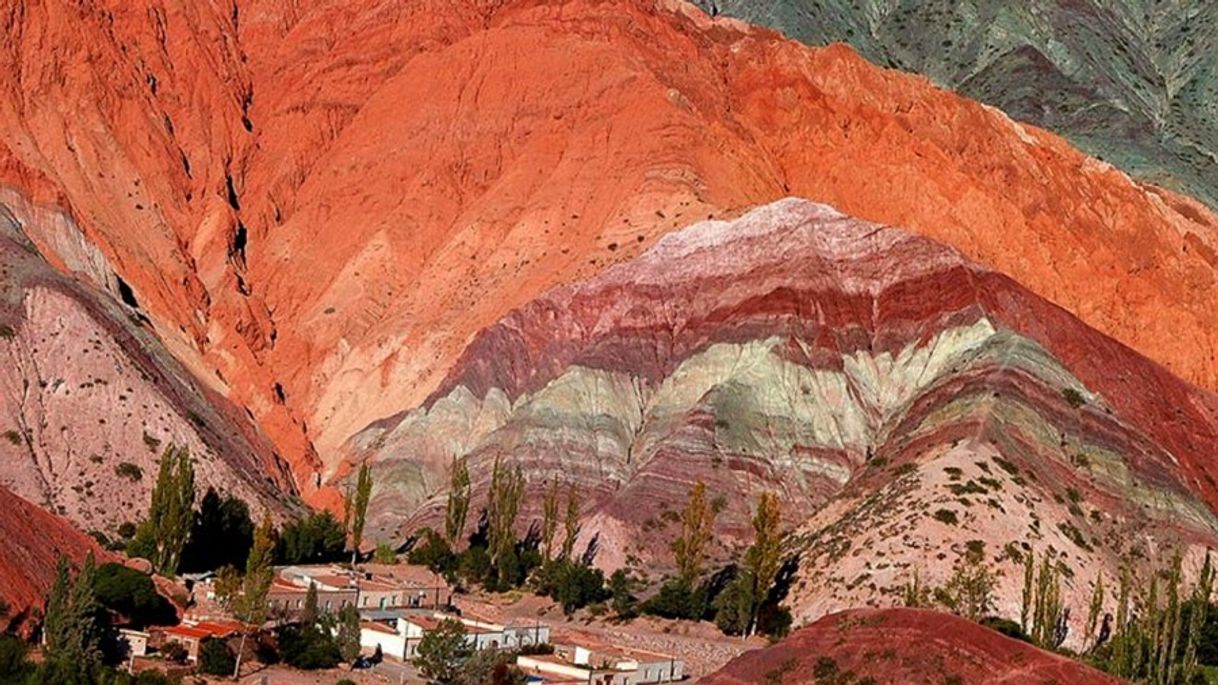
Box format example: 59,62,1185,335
0,193,294,536
703,608,1123,685
353,199,1218,638
694,0,1218,209
0,484,109,632
3,0,1218,498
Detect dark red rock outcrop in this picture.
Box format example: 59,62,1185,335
702,608,1125,684
0,484,109,633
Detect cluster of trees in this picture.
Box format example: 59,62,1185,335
412,465,793,638
414,618,529,685
274,583,361,670
409,458,550,594
908,544,1218,685
6,554,179,685
126,446,380,577
641,483,793,638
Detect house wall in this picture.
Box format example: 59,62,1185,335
359,627,405,660
634,659,684,683
357,588,402,610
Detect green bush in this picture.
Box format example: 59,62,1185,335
533,560,608,615
278,622,341,670
160,640,188,663
114,462,143,481
642,579,708,621
275,511,346,564
198,639,236,677
92,563,176,628
0,634,31,681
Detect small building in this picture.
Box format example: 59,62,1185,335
159,620,240,663
161,625,210,663
518,639,684,684
357,610,550,661
117,628,149,659
266,577,358,617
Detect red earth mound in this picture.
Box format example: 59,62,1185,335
2,0,1217,503
702,608,1125,685
0,485,109,632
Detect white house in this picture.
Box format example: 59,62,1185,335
518,640,684,684
357,611,551,661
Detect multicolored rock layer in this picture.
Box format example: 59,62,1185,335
353,199,1218,640
2,0,1217,499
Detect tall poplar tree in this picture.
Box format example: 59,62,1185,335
560,482,580,561
540,479,561,563
131,444,195,575
41,553,103,676
226,509,276,679
444,457,471,548
743,492,783,636
487,457,525,571
349,461,373,566
673,481,716,586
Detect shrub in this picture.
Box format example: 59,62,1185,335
980,616,1032,643
279,621,341,670
373,541,398,565
534,560,608,615
93,562,177,628
933,509,959,526
275,511,346,564
160,640,188,663
0,634,30,681
114,462,143,481
642,579,707,621
408,529,456,575
198,639,236,676
1061,387,1086,408
2,430,21,446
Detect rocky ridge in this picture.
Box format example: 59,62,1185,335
2,0,1217,501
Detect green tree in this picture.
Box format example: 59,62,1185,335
0,634,30,681
350,461,374,566
540,479,560,563
487,458,525,575
276,511,346,563
1029,554,1065,649
1020,550,1034,633
409,528,458,577
180,487,254,573
414,618,471,683
129,444,195,575
337,604,362,662
673,481,716,586
936,546,996,622
1085,574,1105,653
742,492,783,636
456,649,526,685
42,552,104,674
445,457,471,548
198,639,236,677
302,582,319,624
1182,552,1214,681
903,567,929,608
713,573,754,636
560,482,580,561
534,560,608,615
609,569,639,619
92,563,176,628
223,509,276,679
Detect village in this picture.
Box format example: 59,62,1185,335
111,560,693,684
